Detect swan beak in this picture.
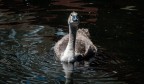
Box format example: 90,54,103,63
72,16,78,22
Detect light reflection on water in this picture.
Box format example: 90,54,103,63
0,0,143,84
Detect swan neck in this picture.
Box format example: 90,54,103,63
68,24,77,51
62,24,77,62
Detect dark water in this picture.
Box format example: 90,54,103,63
0,0,144,84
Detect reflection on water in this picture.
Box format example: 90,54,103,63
61,62,127,84
62,63,74,84
0,0,144,84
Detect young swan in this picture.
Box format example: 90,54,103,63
54,12,97,64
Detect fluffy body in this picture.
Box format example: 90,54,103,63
54,28,97,62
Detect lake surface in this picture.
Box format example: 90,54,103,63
0,0,144,84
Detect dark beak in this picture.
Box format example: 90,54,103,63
72,16,78,22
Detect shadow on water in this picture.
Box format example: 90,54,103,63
0,0,144,84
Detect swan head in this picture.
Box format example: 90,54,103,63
68,11,79,26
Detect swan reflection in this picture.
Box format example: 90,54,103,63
62,62,74,84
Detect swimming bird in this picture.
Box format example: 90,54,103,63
54,12,97,64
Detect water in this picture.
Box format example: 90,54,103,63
0,0,144,84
